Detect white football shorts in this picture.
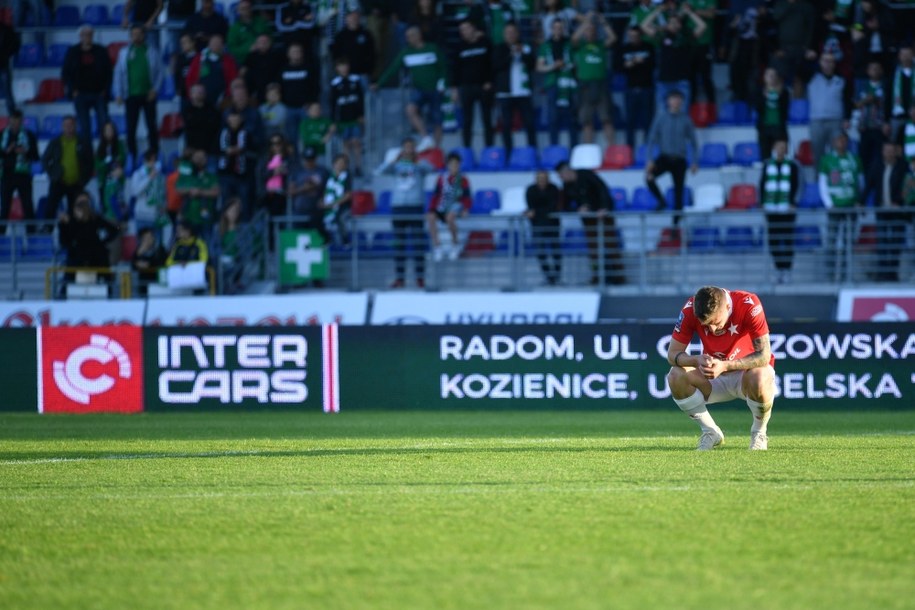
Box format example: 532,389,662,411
705,365,775,405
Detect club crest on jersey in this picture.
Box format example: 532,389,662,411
728,323,739,335
743,296,754,305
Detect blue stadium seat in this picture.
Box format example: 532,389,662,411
561,229,589,253
369,231,396,254
794,225,822,250
698,142,728,168
109,3,125,25
159,74,176,100
53,5,81,27
665,186,693,210
721,226,759,251
450,146,475,171
471,189,501,214
15,43,43,68
21,235,55,260
82,4,109,25
610,187,627,210
23,116,40,135
628,187,657,212
732,141,761,166
41,115,64,138
111,114,127,135
540,144,569,169
688,226,720,251
788,98,810,124
717,101,751,125
0,236,17,259
507,145,537,171
632,144,659,169
374,191,392,214
477,146,506,171
44,43,69,68
798,182,822,208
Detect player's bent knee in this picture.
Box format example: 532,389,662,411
744,367,776,402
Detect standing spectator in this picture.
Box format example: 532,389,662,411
322,153,354,247
557,160,624,286
756,67,789,166
863,141,908,281
726,0,762,104
855,61,891,172
525,169,562,285
374,137,435,288
537,19,577,149
185,0,229,51
224,78,264,155
642,2,707,109
299,102,331,157
771,0,817,97
689,0,717,104
329,58,366,176
493,23,537,158
176,149,220,239
453,19,495,151
412,0,444,47
172,32,198,113
182,83,222,155
41,116,94,219
95,120,128,222
850,0,894,98
131,226,167,294
62,25,112,147
452,0,486,33
890,46,915,141
164,0,197,57
260,82,288,138
262,134,291,218
330,7,376,83
759,135,800,284
484,0,515,45
122,0,164,51
217,110,253,214
363,1,393,81
619,26,655,149
130,149,167,240
807,53,850,169
818,131,863,282
287,145,328,236
539,0,579,42
58,193,120,274
374,25,448,151
185,33,239,109
645,90,699,225
571,13,617,146
242,34,282,104
113,25,162,159
275,0,319,50
0,110,39,225
0,14,20,113
227,0,271,65
280,42,320,144
426,151,471,261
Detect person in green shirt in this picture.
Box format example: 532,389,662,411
373,25,448,151
571,13,617,146
759,135,800,284
818,131,864,282
536,19,578,147
299,102,332,157
95,120,128,222
226,0,272,64
113,25,162,159
175,149,220,240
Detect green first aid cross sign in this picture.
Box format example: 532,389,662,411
279,230,328,284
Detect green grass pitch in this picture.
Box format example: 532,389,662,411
1,409,914,610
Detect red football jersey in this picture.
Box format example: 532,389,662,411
672,289,775,367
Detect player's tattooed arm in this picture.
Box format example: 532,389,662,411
724,335,771,371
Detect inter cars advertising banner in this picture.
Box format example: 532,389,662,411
142,326,326,411
2,322,914,413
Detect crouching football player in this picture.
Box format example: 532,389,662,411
666,285,776,450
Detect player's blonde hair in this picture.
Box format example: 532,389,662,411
693,286,726,324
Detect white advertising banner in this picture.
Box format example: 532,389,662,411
0,300,146,327
144,293,369,326
836,289,915,322
370,292,601,325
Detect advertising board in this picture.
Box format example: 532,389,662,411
145,293,368,326
370,292,601,325
0,300,146,327
836,289,915,322
0,328,37,412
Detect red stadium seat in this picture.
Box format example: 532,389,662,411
794,140,813,167
418,147,445,170
351,190,376,216
689,102,717,128
601,144,633,169
34,78,65,103
462,230,495,256
158,113,184,138
120,234,138,262
725,184,758,210
107,42,127,66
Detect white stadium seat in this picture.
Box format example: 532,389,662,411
569,144,601,170
493,186,527,216
690,184,725,213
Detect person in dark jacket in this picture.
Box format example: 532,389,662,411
62,25,113,146
452,19,494,150
330,7,376,81
242,33,282,104
41,116,94,220
58,191,120,272
493,23,537,158
182,83,222,154
0,18,20,114
557,161,624,285
280,42,320,144
0,110,39,224
184,0,229,50
863,141,909,281
525,170,562,285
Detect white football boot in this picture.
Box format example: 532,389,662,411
697,427,725,451
749,432,768,451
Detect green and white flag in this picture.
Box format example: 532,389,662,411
279,230,328,284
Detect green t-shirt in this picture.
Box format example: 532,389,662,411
688,0,716,45
819,152,863,208
573,41,607,83
227,15,271,64
762,89,782,127
177,169,218,226
127,44,152,97
537,39,575,105
376,44,447,93
299,117,331,155
629,5,661,46
60,137,80,186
